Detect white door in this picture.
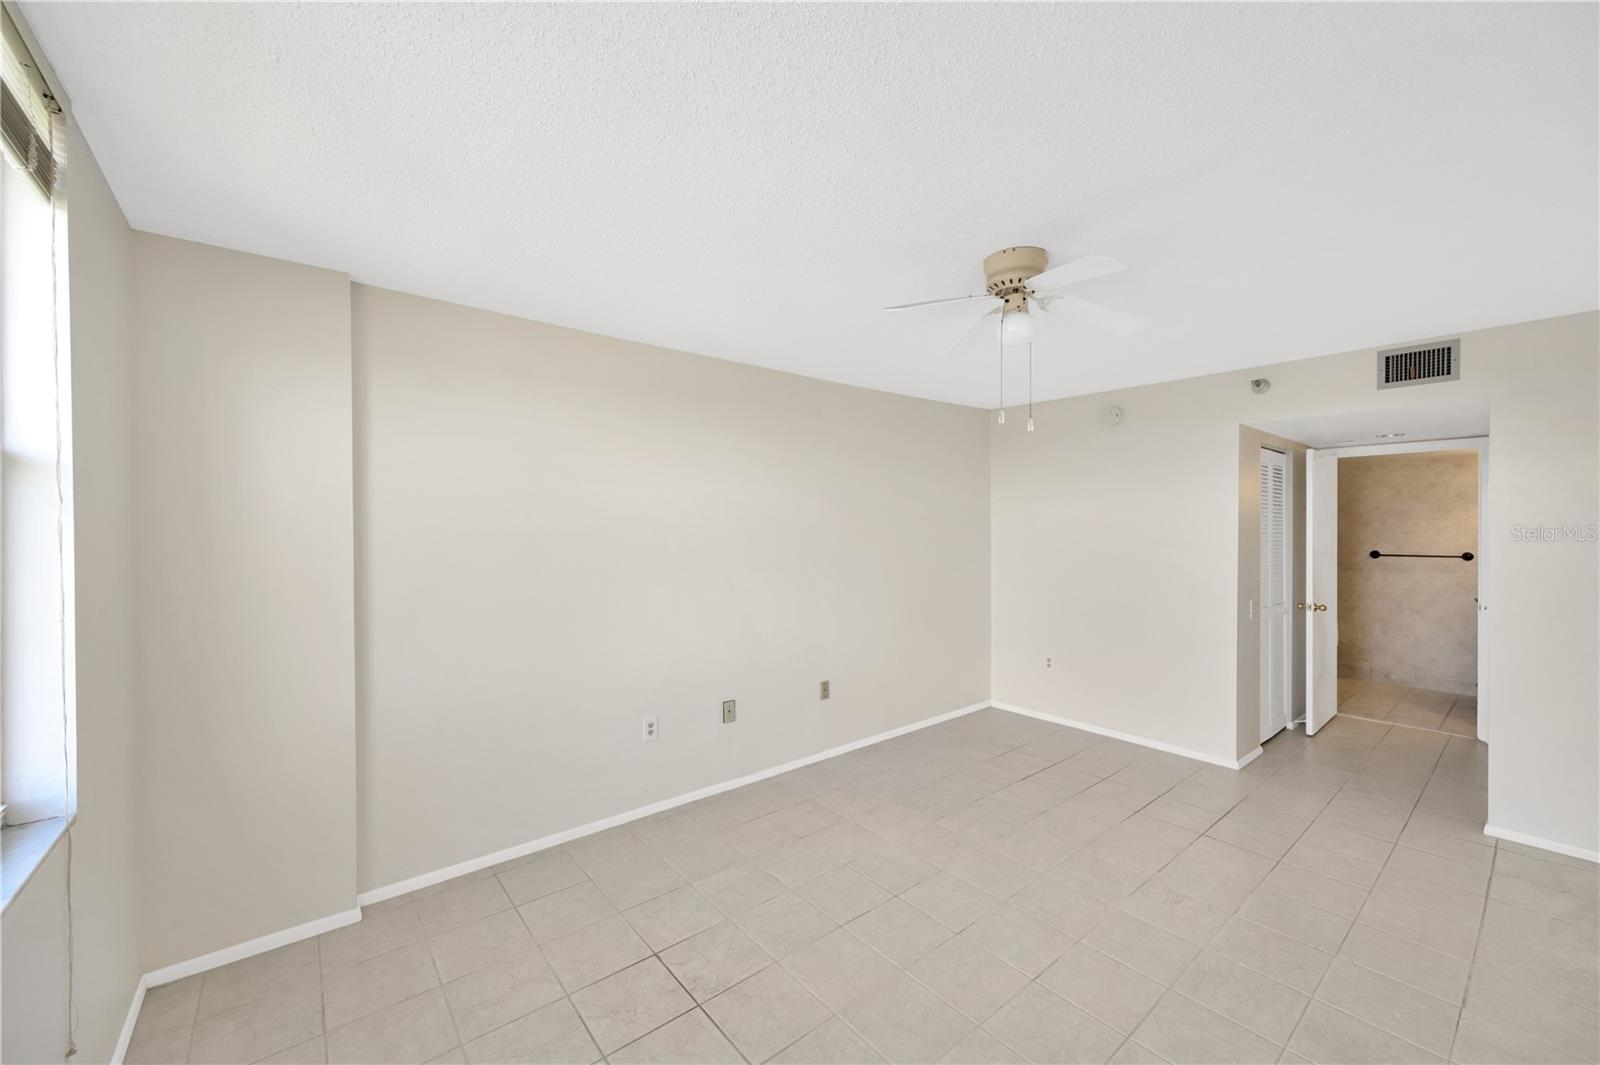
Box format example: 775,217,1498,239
1306,449,1339,734
1259,449,1291,742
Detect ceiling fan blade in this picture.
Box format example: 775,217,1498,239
1036,293,1145,337
884,293,992,311
1027,254,1126,292
942,306,1000,359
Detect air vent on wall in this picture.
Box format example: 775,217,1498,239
1377,340,1460,389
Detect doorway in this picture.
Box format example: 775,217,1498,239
1302,437,1488,740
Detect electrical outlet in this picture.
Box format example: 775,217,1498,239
1046,657,1053,669
722,699,737,724
642,715,658,743
819,680,830,700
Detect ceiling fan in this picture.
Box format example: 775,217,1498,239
885,245,1143,428
885,245,1144,354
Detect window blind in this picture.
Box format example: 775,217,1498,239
1,9,57,197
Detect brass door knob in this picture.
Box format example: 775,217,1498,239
1315,603,1328,611
1296,602,1307,610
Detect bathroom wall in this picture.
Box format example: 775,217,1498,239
1336,449,1478,694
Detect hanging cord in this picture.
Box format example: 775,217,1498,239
1026,341,1035,432
996,308,1005,423
45,106,78,1058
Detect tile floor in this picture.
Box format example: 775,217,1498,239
125,708,1598,1065
1337,678,1478,737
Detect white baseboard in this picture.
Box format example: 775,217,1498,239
357,700,993,906
1234,745,1264,770
144,906,362,989
1483,823,1600,864
110,975,147,1064
991,702,1247,770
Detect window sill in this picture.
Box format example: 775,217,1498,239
1,815,72,913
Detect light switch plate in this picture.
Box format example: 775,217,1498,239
722,699,736,724
819,680,830,700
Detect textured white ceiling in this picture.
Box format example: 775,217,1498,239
23,3,1598,407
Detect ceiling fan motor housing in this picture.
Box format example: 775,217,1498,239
983,246,1048,312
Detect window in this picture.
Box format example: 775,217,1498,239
1,7,72,834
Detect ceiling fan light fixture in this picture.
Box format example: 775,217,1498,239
1000,310,1037,345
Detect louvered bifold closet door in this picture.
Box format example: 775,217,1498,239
1259,449,1290,741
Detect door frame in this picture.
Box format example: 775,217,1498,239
1311,436,1489,741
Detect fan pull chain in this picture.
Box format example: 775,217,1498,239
996,308,1006,424
1027,341,1035,431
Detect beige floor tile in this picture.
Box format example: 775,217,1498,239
847,897,953,967
842,972,976,1064
1261,863,1369,919
427,909,534,984
591,854,687,911
940,1027,1027,1064
1334,924,1467,1004
947,850,1036,899
609,1008,743,1065
795,865,891,923
734,891,837,958
771,1016,885,1065
543,912,652,991
704,964,831,1063
257,1035,326,1064
495,850,587,905
758,838,843,888
1449,1009,1581,1065
124,1026,194,1065
323,940,441,1030
441,949,563,1042
570,957,695,1054
191,984,324,1064
325,988,457,1065
1357,891,1477,959
1010,875,1110,939
851,845,940,894
416,878,514,937
782,927,901,1010
960,903,1071,977
1037,942,1164,1035
983,983,1123,1065
910,935,1030,1022
1286,1000,1441,1064
659,921,771,1002
903,871,1002,932
1120,879,1232,945
694,862,786,916
129,975,202,1047
1238,889,1350,953
1172,951,1307,1046
516,882,616,943
1132,993,1279,1064
622,884,723,952
1209,916,1332,995
322,904,425,974
1315,959,1459,1058
197,940,320,1019
461,997,599,1064
1082,911,1201,985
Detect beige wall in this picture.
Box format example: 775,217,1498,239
353,285,991,892
1337,450,1478,694
1,125,144,1064
992,312,1598,854
132,235,359,968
